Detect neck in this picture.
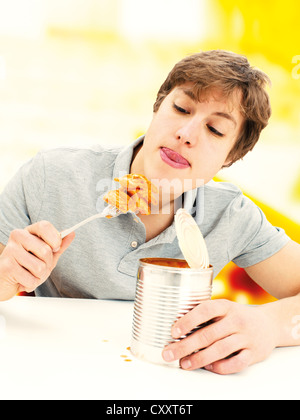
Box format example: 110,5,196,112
130,142,144,175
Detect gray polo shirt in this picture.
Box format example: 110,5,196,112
0,137,290,299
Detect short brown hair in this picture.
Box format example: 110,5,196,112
153,50,271,166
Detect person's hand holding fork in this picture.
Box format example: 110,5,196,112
0,221,75,301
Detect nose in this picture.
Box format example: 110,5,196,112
175,119,198,147
176,133,191,146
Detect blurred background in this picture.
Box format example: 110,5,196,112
0,0,299,303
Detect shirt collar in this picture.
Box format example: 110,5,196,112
113,135,144,181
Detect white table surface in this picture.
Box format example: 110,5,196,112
0,296,299,400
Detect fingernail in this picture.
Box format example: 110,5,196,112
205,364,213,371
53,247,60,253
172,327,182,338
162,349,175,362
181,359,192,370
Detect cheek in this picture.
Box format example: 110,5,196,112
191,146,229,183
149,109,177,134
200,136,233,165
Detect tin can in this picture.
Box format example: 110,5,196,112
130,258,213,366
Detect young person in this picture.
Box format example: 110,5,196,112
0,50,299,374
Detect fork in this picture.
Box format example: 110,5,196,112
60,205,123,239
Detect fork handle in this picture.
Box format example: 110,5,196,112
60,212,105,239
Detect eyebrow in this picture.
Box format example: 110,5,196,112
211,112,237,127
178,88,237,127
179,88,198,102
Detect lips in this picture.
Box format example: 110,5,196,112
160,147,190,169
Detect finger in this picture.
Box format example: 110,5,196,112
9,256,41,292
9,229,53,269
171,299,230,338
13,245,48,280
15,229,55,267
204,349,251,375
26,221,61,252
163,315,233,363
180,334,246,371
52,231,75,266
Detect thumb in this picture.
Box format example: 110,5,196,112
52,231,76,265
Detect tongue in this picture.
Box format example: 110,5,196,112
163,148,189,165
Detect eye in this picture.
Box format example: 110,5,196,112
207,125,224,137
173,103,190,114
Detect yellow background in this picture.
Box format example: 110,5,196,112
0,0,299,303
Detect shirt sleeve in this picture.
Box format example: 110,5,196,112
0,152,45,245
228,193,291,268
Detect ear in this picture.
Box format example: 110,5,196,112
222,158,233,168
222,146,237,168
221,152,234,168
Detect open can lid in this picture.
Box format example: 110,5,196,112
175,208,210,269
